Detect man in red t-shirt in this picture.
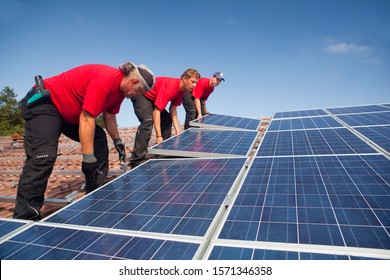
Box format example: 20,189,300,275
182,71,225,129
129,68,200,167
14,62,155,221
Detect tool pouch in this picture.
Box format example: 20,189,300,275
26,75,51,108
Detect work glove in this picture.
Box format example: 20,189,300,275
81,153,102,193
113,138,126,163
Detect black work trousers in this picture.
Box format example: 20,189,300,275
130,94,172,165
182,92,207,129
13,88,109,220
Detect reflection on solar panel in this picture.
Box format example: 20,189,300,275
209,155,390,260
45,158,247,237
149,129,258,157
189,114,260,130
257,128,378,157
268,116,342,131
0,224,200,260
273,109,327,119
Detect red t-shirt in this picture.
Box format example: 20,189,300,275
144,77,185,111
192,77,214,101
43,64,125,124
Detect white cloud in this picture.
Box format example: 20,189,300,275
324,43,371,56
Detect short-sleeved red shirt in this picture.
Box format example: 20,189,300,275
144,77,185,111
192,77,214,101
43,64,125,124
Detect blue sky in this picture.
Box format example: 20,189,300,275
1,0,389,127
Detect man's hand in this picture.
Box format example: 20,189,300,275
156,136,163,145
81,153,102,193
113,138,126,163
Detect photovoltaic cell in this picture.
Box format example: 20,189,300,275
355,126,390,153
189,114,260,131
336,112,390,127
326,105,389,115
273,109,327,119
257,128,378,157
217,155,390,252
149,129,258,157
267,116,342,131
0,224,200,260
45,158,247,237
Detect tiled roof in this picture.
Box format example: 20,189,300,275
0,127,139,219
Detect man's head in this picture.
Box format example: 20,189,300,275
180,68,201,92
119,62,155,98
210,71,225,87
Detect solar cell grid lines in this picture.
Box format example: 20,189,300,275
268,116,343,131
0,219,29,239
355,126,390,154
336,112,390,127
212,155,390,259
326,104,390,115
44,158,248,237
189,113,261,131
273,109,327,119
0,224,200,260
1,105,389,260
149,129,259,157
257,128,378,157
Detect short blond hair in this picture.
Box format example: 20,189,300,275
181,68,201,79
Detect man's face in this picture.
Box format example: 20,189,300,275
210,76,222,87
182,76,199,92
122,79,147,98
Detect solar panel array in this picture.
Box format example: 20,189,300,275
204,104,390,260
1,106,389,260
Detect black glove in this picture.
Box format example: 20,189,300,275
114,138,126,163
81,160,100,193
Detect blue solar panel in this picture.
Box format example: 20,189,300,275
190,114,260,130
336,112,390,127
273,109,327,119
355,126,390,153
0,219,29,239
149,129,258,157
326,105,389,115
45,158,247,237
257,128,378,157
218,155,390,253
0,224,200,260
268,116,342,131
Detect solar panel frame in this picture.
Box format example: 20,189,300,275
189,113,261,131
149,128,259,158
